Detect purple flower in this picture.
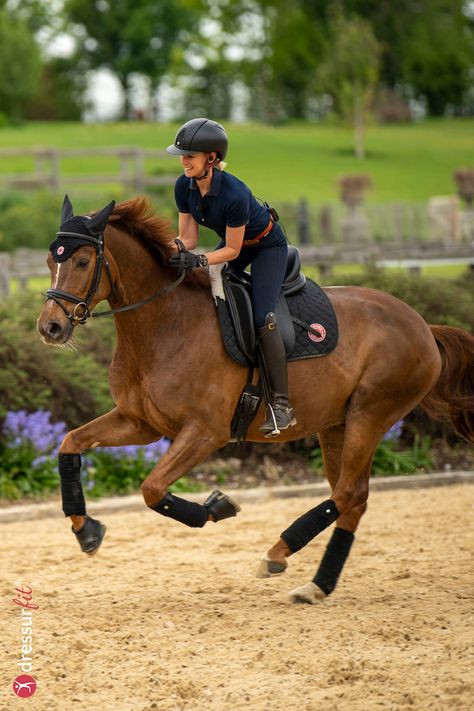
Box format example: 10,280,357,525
32,454,50,469
3,411,171,464
3,410,68,454
383,419,404,442
95,438,171,461
143,438,171,460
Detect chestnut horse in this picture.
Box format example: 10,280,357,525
37,196,474,604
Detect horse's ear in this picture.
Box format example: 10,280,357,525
87,200,116,235
61,194,74,224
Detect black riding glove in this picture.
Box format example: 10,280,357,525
169,251,208,272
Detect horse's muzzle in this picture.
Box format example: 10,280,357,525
37,316,73,345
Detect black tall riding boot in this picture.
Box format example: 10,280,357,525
258,312,296,436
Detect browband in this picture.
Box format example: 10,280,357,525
55,231,102,244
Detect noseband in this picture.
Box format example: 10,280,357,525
45,230,185,324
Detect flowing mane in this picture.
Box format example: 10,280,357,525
109,196,175,260
103,195,209,287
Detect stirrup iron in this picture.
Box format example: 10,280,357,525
259,398,296,437
264,403,280,438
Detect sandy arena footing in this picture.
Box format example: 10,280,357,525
1,480,473,711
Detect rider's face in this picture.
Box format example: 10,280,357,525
180,152,209,177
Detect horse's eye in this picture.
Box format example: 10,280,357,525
77,259,89,269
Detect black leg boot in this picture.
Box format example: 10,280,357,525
258,312,297,436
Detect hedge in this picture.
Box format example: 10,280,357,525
0,269,471,434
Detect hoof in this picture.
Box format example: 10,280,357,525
256,556,288,579
72,515,106,555
288,581,326,605
204,490,241,522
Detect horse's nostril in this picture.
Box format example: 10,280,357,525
46,321,63,338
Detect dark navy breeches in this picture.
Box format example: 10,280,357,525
219,224,288,328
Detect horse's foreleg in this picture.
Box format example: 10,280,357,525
140,423,238,528
58,408,160,553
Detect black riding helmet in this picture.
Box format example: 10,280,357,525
167,118,228,160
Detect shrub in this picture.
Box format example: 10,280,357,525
319,265,474,331
0,409,179,500
310,419,434,476
0,410,66,498
0,192,59,251
0,191,178,252
83,442,202,497
0,292,114,427
371,435,434,475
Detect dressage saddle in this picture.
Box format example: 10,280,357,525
214,246,338,442
219,245,307,365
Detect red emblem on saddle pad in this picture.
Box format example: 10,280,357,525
308,323,326,342
57,246,65,256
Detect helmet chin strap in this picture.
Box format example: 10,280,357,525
195,156,216,181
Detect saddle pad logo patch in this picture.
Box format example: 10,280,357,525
308,323,326,342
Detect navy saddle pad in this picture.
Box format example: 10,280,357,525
216,246,339,367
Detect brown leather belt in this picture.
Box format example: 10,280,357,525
242,218,274,247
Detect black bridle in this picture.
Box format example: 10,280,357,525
45,231,185,324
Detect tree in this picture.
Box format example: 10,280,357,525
233,0,330,121
345,0,474,115
399,4,474,115
317,13,381,157
0,0,54,32
216,0,474,119
261,4,326,119
24,56,88,120
63,0,189,119
0,9,41,120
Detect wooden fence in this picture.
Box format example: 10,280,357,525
0,249,50,297
0,147,177,192
1,244,473,299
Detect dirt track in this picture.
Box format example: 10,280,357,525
1,483,473,711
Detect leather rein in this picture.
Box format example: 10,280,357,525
45,231,186,325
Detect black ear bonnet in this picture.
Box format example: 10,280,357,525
49,195,116,263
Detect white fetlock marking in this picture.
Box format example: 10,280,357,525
288,581,326,605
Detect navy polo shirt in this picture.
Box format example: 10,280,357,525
174,170,271,241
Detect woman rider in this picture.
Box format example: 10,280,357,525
167,117,296,435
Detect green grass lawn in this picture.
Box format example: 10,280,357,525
0,118,473,205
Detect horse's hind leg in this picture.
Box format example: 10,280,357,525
287,425,368,603
257,420,378,589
